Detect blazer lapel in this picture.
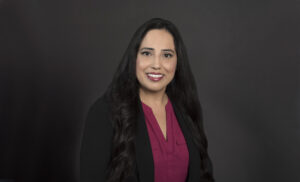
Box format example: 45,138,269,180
135,98,155,182
171,103,202,182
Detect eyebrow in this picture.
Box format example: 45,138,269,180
162,49,175,54
140,47,175,54
140,47,154,51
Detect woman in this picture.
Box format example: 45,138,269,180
80,18,214,182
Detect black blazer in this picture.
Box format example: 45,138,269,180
80,94,213,182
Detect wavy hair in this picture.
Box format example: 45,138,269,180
104,18,214,182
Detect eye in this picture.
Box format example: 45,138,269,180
163,53,173,58
141,51,151,56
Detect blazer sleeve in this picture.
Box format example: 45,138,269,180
80,96,113,182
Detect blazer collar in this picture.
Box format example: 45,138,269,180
135,97,201,182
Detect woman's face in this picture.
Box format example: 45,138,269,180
136,29,177,93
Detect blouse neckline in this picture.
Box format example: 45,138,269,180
141,97,171,142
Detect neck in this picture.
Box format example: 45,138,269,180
139,87,168,108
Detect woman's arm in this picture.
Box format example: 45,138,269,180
80,96,113,182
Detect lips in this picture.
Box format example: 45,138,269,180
146,73,164,81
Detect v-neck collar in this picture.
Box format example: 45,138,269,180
141,98,170,142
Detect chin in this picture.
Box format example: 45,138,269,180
148,85,167,92
140,84,165,93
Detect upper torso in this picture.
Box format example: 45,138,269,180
141,97,189,182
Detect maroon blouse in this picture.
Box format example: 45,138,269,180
141,97,189,182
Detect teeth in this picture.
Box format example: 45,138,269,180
147,74,163,78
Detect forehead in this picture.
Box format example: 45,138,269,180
139,29,175,50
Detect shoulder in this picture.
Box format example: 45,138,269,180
85,93,112,127
82,93,113,145
87,93,111,117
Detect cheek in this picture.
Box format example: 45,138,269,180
136,59,142,70
165,60,177,73
136,59,146,77
136,58,149,71
172,61,177,72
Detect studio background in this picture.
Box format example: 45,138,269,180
1,0,299,181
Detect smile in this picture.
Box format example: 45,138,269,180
146,73,164,81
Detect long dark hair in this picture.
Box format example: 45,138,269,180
104,18,214,182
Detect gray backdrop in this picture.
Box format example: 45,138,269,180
1,0,299,181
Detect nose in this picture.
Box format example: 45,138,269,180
151,55,161,70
